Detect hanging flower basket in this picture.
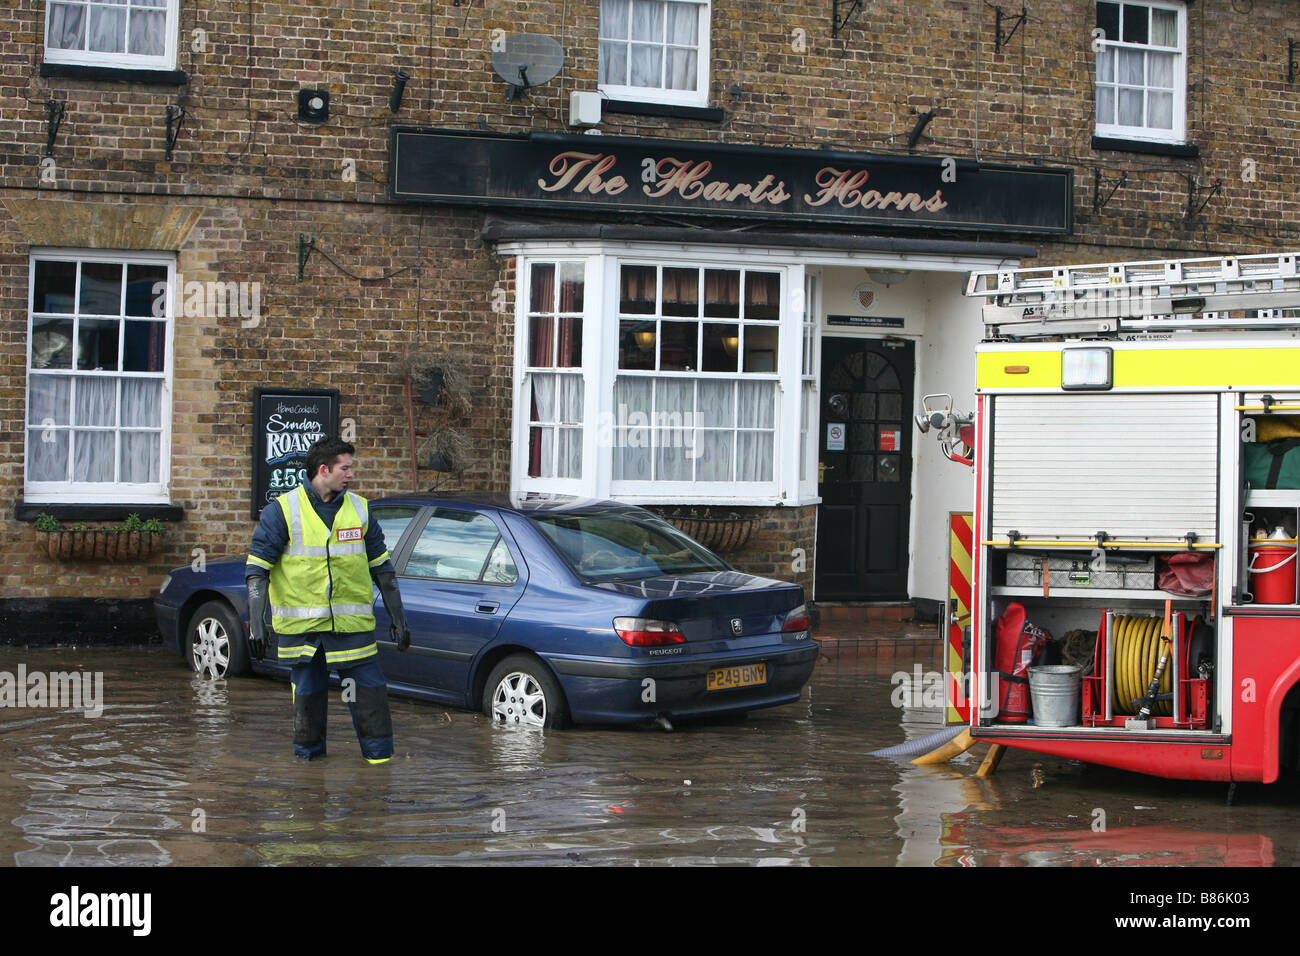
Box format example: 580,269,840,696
42,529,165,562
661,511,758,554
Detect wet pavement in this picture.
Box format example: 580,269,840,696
2,641,1299,867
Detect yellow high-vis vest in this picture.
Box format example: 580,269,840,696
267,486,377,634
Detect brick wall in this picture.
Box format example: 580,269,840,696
1,0,1298,622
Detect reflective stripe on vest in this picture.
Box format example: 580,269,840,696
268,486,376,634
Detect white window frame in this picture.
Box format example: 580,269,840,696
44,0,180,72
798,273,822,501
25,249,175,504
1093,0,1187,144
516,259,590,496
510,245,808,507
597,0,710,108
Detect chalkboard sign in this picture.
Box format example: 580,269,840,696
251,388,340,519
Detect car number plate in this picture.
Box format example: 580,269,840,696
706,663,767,691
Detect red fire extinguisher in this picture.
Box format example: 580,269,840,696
993,602,1050,723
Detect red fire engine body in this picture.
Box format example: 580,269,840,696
952,251,1300,782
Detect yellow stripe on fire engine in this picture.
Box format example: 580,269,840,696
978,346,1300,391
946,513,973,725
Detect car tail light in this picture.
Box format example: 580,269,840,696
613,617,686,647
782,604,811,633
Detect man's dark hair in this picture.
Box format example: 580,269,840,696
306,436,356,479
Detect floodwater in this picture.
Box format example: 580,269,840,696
1,646,1298,867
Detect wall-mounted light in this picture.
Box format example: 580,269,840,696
634,330,656,352
722,335,740,356
298,89,330,123
866,269,909,288
390,69,410,113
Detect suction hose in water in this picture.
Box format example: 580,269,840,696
868,724,968,760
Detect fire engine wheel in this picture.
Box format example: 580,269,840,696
483,654,568,730
186,601,250,680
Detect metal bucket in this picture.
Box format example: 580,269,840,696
1028,665,1081,728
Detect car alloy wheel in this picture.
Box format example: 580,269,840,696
483,654,568,730
186,600,249,679
492,671,546,728
192,617,230,679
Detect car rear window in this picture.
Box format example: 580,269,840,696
529,512,727,582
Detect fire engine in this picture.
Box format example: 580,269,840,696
936,250,1300,783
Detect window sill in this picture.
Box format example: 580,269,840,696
40,62,188,86
1091,136,1199,159
602,99,725,123
16,502,185,523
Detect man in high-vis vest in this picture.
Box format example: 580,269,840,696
245,436,411,762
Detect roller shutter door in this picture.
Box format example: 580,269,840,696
990,393,1218,542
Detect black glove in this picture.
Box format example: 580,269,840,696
374,569,411,652
245,574,268,662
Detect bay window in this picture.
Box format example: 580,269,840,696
513,248,814,506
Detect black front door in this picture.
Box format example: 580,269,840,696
815,337,915,601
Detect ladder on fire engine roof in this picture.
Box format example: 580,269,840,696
966,250,1300,338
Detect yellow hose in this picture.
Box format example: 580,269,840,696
1111,614,1173,717
911,729,976,765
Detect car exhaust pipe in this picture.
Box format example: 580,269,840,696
653,715,674,732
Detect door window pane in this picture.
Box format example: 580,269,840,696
405,510,503,581
372,506,420,554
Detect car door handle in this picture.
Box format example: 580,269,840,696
476,601,500,614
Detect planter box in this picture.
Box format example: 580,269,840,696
42,530,164,562
664,515,757,554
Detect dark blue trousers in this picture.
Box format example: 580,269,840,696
290,647,393,762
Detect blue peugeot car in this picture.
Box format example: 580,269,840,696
154,494,817,729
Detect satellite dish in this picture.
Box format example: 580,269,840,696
491,33,565,100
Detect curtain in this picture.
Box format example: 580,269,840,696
664,2,699,92
88,6,126,55
48,4,86,49
122,378,162,428
557,317,582,367
704,270,739,317
530,263,555,314
662,267,697,315
28,376,70,481
558,262,584,312
129,4,166,57
737,381,774,481
620,265,655,312
529,316,554,367
744,272,780,318
600,0,699,90
528,374,583,478
611,377,774,483
71,377,115,482
629,0,664,87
